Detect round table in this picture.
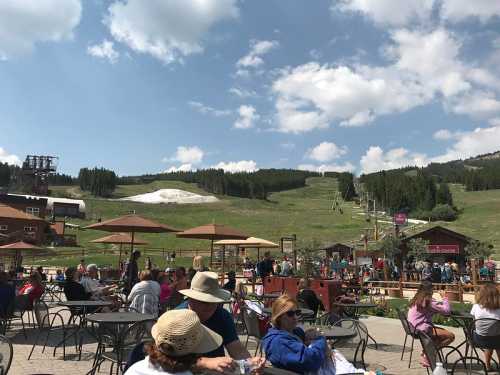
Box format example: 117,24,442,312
86,312,155,375
86,312,155,324
60,300,113,309
262,307,315,319
449,311,474,355
332,302,378,348
304,325,357,340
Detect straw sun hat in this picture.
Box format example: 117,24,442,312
179,271,231,303
152,309,222,357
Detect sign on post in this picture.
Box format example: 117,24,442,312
427,244,459,254
393,212,408,225
281,239,294,254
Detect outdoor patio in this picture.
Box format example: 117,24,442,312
5,306,465,375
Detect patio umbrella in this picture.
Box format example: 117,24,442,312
176,223,249,267
85,214,180,259
90,233,148,267
214,236,279,261
0,241,46,268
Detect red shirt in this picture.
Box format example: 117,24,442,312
18,283,44,305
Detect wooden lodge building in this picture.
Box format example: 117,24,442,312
0,194,47,218
0,204,49,245
322,243,354,260
400,225,472,264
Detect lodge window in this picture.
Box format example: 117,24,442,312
0,225,7,231
26,207,40,217
24,226,37,233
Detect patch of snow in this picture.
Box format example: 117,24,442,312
120,189,218,205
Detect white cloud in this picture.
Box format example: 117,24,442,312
272,62,429,133
87,39,119,64
165,146,204,165
360,123,500,173
164,163,194,173
0,0,81,59
228,87,257,98
211,160,258,173
236,40,279,68
441,0,500,23
334,0,435,26
107,0,239,64
298,162,355,173
451,91,500,119
271,28,500,133
360,146,429,174
334,0,500,25
433,124,500,162
234,105,260,129
188,101,231,117
0,147,21,165
433,129,454,140
388,28,470,97
306,142,348,162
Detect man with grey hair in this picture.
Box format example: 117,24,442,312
80,264,114,300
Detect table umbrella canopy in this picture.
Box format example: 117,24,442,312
214,237,279,248
0,241,43,251
0,241,50,267
85,214,180,233
176,223,249,266
176,223,248,240
90,233,148,245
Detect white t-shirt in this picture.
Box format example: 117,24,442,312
470,304,500,336
125,357,193,375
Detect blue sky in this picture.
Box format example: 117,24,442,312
1,0,500,176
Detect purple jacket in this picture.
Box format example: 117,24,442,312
408,298,450,334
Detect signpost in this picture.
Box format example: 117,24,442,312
281,235,297,270
393,212,408,226
427,244,459,254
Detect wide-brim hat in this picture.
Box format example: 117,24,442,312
152,309,222,356
179,271,231,303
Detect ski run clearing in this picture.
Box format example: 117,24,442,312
120,189,218,205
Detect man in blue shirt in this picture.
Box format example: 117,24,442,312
125,271,264,373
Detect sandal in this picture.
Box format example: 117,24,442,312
420,354,430,368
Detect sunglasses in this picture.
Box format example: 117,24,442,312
285,309,302,317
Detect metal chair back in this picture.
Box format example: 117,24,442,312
0,334,13,375
241,306,264,340
396,309,416,336
418,331,441,371
33,300,50,328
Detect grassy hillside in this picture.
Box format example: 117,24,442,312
436,184,500,251
50,177,373,250
33,178,500,267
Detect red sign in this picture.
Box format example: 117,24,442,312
427,245,459,254
393,212,408,225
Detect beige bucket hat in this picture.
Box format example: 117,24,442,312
151,309,222,356
179,271,231,303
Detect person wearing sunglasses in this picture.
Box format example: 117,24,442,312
262,294,327,374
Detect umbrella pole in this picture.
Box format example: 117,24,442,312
118,243,123,270
210,239,214,268
221,245,225,285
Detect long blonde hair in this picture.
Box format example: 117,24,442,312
271,294,297,328
192,255,204,271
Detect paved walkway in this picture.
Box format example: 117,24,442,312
6,310,466,375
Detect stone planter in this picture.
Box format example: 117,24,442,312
445,290,460,302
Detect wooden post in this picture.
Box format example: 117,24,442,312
458,280,463,303
471,258,478,289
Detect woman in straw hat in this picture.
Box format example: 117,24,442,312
262,294,327,374
125,309,222,375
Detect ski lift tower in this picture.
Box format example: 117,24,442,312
21,155,58,195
